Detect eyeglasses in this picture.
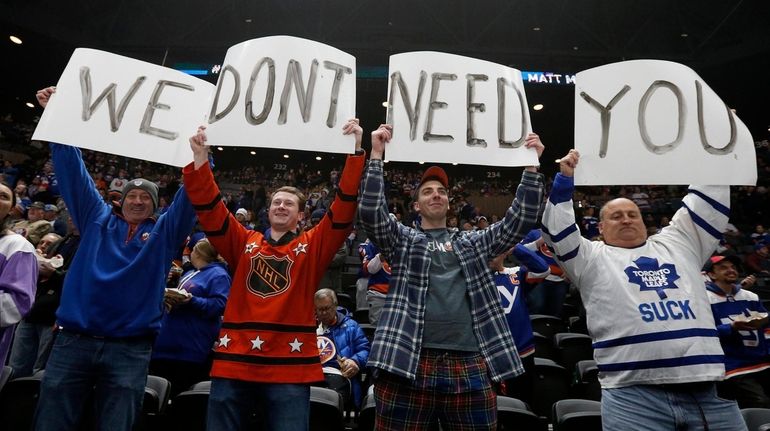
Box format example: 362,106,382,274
315,304,336,314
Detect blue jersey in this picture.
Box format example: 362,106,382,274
582,216,600,239
495,244,550,358
706,282,770,378
520,229,566,281
360,240,391,293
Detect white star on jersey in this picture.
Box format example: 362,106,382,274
245,242,259,253
293,243,308,255
250,336,264,351
289,338,303,352
219,333,231,348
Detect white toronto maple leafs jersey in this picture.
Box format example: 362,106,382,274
542,174,729,389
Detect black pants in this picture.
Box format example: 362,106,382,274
502,354,535,405
149,357,213,397
716,367,770,409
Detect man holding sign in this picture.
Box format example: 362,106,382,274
541,150,746,430
32,87,198,431
185,119,365,431
358,125,544,430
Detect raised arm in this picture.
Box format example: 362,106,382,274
474,133,545,258
184,127,251,270
309,119,367,267
357,125,405,259
656,185,730,265
541,150,594,285
511,243,550,278
37,86,107,231
156,183,198,255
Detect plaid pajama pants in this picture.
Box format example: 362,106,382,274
373,349,496,431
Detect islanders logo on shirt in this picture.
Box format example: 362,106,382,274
624,256,681,299
317,335,337,364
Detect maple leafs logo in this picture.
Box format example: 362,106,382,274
624,256,680,300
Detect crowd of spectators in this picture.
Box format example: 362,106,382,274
2,126,769,268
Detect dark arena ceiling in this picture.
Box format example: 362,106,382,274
1,0,769,171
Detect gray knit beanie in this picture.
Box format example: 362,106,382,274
121,178,159,210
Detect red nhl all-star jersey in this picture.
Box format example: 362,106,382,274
182,152,365,384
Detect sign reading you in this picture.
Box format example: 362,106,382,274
574,60,756,185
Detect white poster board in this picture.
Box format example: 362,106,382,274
32,48,213,167
32,37,358,166
574,59,756,185
384,52,537,167
205,36,357,154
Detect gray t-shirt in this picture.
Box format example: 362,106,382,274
421,228,479,352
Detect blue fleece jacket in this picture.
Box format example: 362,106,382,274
153,261,231,363
51,143,197,337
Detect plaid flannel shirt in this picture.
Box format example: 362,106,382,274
358,159,544,381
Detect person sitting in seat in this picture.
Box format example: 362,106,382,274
315,288,370,409
151,239,231,397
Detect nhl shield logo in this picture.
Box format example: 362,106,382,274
247,253,293,298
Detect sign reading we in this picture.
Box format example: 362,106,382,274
32,48,212,167
31,36,358,167
384,52,539,167
574,60,757,185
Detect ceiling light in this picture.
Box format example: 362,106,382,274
573,46,579,51
315,156,322,161
283,154,290,159
245,18,252,23
418,161,425,165
25,102,34,108
680,33,688,38
532,27,541,31
383,160,389,163
250,150,256,155
533,104,544,111
9,35,22,45
381,101,389,107
452,163,458,166
217,147,224,151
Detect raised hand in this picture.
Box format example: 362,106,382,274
524,133,545,159
36,86,56,108
189,126,209,169
342,118,363,151
558,149,580,177
370,124,393,160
